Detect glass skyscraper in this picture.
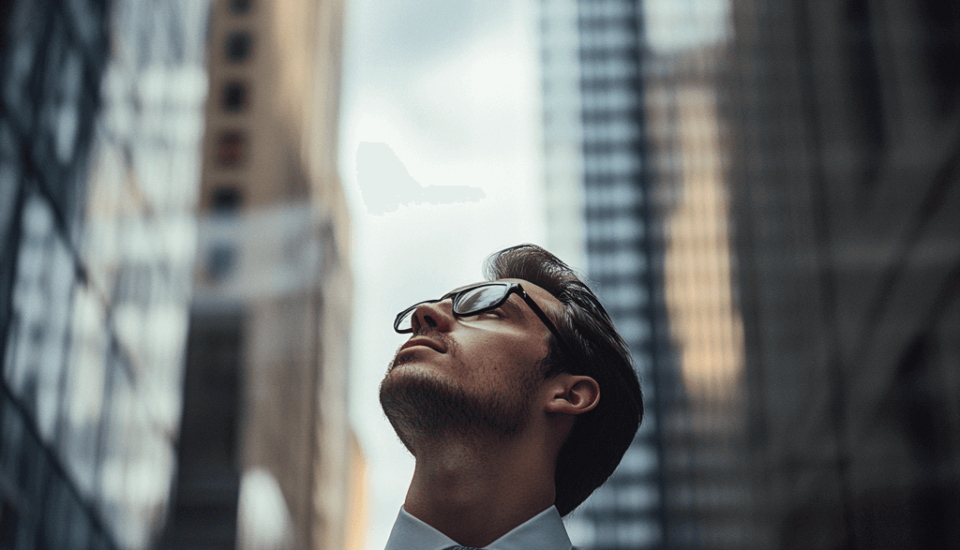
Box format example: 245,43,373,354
540,1,748,548
542,1,663,548
1,0,210,547
542,1,959,549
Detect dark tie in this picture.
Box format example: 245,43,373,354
445,547,485,550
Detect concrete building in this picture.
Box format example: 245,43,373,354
724,0,960,548
160,1,359,549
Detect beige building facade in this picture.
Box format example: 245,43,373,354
161,1,362,549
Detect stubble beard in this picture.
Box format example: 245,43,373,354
379,348,541,456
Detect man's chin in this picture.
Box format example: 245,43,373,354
379,367,527,449
379,366,456,418
379,368,459,451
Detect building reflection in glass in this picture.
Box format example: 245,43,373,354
540,0,959,549
0,0,210,547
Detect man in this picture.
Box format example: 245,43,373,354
381,244,643,550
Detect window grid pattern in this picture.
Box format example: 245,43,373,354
544,1,751,549
549,0,960,549
0,0,210,548
558,2,665,550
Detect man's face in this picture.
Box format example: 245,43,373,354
379,279,564,451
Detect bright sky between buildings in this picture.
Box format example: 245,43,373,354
338,1,546,549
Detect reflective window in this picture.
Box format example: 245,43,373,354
617,520,660,546
0,0,209,547
617,444,659,475
212,186,243,213
207,245,238,281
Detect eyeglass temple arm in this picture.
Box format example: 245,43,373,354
516,290,571,355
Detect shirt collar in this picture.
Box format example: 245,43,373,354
384,505,573,550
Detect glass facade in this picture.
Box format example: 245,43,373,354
0,0,210,548
542,0,959,549
543,2,665,548
724,0,960,548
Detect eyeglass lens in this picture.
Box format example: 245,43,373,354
396,284,509,332
454,285,507,314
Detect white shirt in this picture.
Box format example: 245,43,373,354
384,505,575,550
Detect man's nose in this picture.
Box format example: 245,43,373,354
411,299,455,333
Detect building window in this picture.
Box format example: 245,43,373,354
207,245,237,281
230,0,253,14
222,81,248,112
0,499,20,547
217,132,246,167
225,31,252,63
918,0,960,115
211,186,243,213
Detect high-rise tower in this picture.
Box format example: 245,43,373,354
160,1,360,549
1,0,210,548
724,0,960,547
541,2,663,548
539,1,750,549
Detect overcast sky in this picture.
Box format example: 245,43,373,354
337,1,544,549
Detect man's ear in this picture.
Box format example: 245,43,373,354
544,374,600,416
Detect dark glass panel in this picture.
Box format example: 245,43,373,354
211,186,243,213
207,245,237,280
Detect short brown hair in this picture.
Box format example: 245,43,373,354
484,244,643,516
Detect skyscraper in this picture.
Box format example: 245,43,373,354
1,0,362,548
1,0,211,548
724,0,960,548
643,46,755,550
540,1,750,548
159,0,360,549
544,1,959,549
541,2,662,548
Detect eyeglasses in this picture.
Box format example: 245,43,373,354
393,282,568,351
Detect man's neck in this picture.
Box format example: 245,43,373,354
403,434,556,547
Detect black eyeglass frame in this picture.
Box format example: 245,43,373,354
393,282,570,354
